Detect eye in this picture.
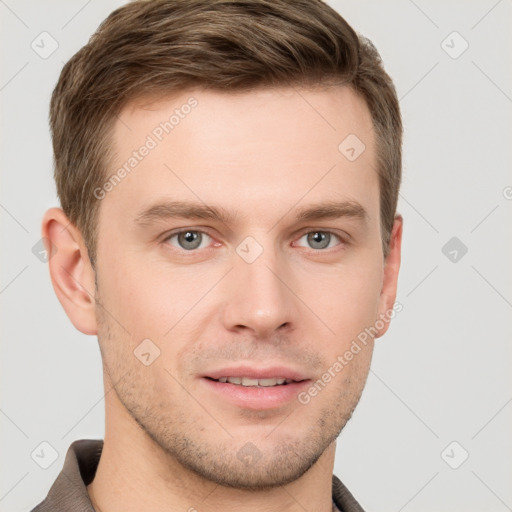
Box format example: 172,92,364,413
165,230,212,251
296,231,342,250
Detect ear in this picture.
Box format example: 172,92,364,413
42,208,98,335
375,215,403,339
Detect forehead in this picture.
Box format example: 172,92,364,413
117,85,374,160
103,86,378,228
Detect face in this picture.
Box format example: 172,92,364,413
93,86,398,489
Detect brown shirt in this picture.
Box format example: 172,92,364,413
30,439,365,512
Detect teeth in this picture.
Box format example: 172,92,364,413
257,378,278,387
218,377,293,387
242,377,260,386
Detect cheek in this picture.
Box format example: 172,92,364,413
97,250,173,328
300,257,383,342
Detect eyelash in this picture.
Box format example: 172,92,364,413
162,228,347,253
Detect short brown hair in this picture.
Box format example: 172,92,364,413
50,0,402,264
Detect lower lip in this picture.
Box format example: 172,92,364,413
201,378,310,410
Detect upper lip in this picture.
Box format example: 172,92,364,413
203,365,309,382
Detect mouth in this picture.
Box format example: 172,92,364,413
205,376,299,387
201,366,310,410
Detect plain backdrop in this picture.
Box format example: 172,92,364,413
1,1,511,511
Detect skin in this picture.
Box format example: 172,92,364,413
43,86,402,512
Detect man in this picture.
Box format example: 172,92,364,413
33,0,402,510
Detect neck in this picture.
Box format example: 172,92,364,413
88,379,336,512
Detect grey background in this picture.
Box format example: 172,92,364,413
1,1,511,511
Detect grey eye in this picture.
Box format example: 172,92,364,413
176,231,204,250
306,231,331,249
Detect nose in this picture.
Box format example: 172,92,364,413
220,243,300,338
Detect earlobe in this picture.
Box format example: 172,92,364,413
375,215,403,339
42,208,98,335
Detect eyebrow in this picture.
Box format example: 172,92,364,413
134,199,368,227
295,200,368,224
134,201,236,226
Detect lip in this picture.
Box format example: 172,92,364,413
201,365,311,410
203,365,309,382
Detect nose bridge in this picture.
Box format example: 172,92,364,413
222,236,298,335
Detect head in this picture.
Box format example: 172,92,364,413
44,0,402,490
